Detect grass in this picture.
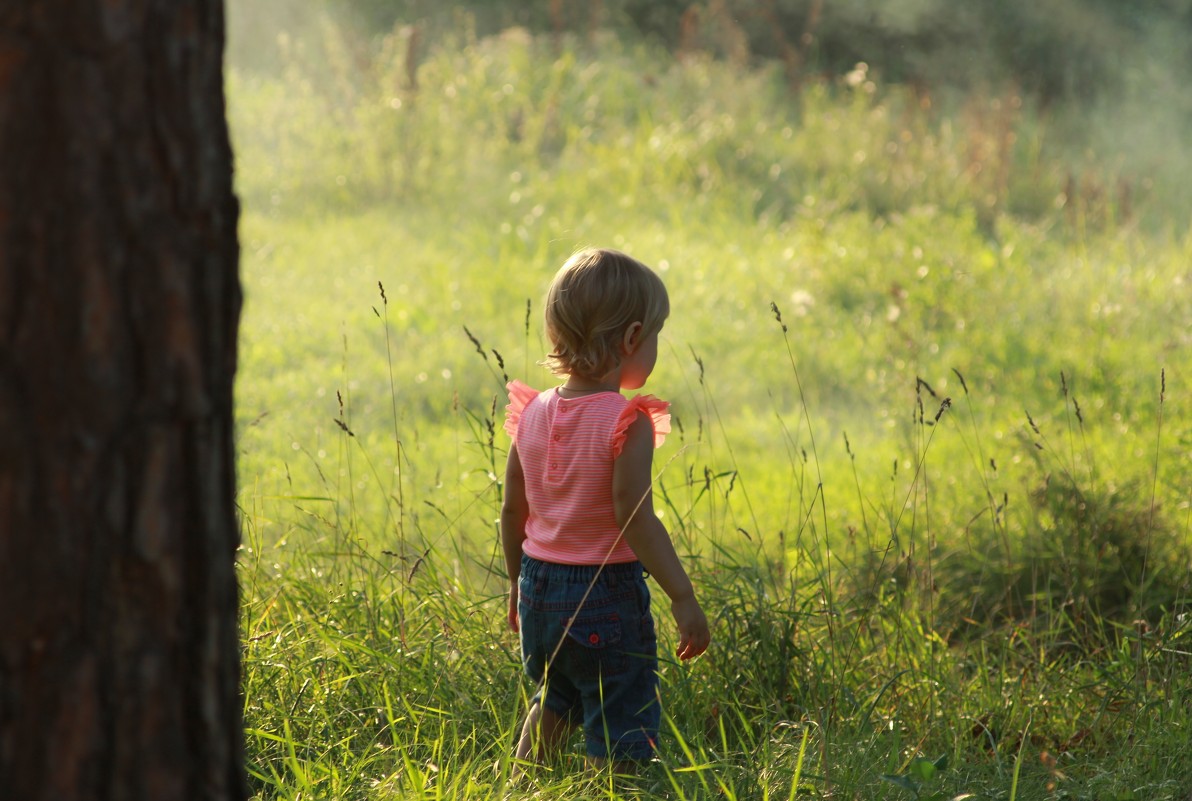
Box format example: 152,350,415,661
229,9,1192,800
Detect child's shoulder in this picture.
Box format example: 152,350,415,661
613,393,671,452
504,380,548,439
506,379,545,409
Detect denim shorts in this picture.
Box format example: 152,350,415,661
518,554,659,760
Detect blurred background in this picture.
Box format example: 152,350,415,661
228,0,1192,226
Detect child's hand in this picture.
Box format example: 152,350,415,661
671,595,710,660
507,586,520,633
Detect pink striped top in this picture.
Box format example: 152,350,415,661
504,380,671,565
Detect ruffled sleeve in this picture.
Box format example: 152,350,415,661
611,395,671,457
503,380,539,441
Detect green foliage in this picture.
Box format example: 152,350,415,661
1025,473,1176,621
227,9,1192,800
228,0,1192,227
882,753,948,800
231,0,1192,106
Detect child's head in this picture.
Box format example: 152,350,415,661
543,248,669,380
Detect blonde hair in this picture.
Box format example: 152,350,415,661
543,248,669,379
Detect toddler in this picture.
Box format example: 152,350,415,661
501,248,711,769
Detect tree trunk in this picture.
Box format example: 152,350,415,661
0,2,245,799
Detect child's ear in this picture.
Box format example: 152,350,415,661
622,321,644,353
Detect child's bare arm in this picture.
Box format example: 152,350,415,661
500,444,529,632
613,413,710,660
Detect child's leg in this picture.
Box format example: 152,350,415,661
515,701,575,762
514,556,581,767
569,566,660,765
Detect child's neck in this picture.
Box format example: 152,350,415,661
560,376,619,396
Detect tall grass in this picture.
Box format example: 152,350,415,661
239,340,1191,799
230,10,1192,800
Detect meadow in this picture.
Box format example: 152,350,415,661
228,9,1192,800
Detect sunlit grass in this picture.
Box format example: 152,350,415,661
230,12,1192,800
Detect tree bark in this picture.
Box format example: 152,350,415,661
0,2,245,799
